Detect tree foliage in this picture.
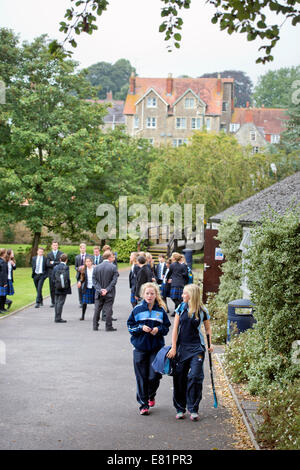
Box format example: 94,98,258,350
85,59,136,100
200,70,253,107
0,30,153,254
148,131,297,219
50,0,300,64
253,66,300,107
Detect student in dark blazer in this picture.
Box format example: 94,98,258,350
75,243,90,307
32,247,48,308
0,248,8,313
154,254,167,285
92,250,119,332
46,241,63,308
129,252,140,308
135,255,153,301
92,246,102,266
5,249,16,310
166,252,189,315
53,253,71,323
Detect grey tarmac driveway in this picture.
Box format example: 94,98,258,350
0,269,236,450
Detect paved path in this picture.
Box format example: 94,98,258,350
0,269,236,450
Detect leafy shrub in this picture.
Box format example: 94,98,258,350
256,380,300,450
109,238,146,263
215,216,243,304
14,246,31,267
206,293,227,345
244,210,300,394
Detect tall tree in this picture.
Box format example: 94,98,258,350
253,66,300,108
148,131,298,219
200,70,253,107
50,0,300,64
85,59,135,100
0,31,108,255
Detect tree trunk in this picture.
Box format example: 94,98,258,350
31,232,41,260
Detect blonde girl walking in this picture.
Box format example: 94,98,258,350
167,284,213,421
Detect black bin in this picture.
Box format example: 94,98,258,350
227,298,255,342
182,249,193,269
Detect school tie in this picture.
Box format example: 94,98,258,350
36,256,42,274
158,263,162,280
81,255,85,265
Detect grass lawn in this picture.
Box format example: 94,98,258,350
0,263,129,317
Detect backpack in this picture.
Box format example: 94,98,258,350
54,265,69,290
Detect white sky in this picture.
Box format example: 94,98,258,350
0,0,299,86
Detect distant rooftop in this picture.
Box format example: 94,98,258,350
209,172,300,225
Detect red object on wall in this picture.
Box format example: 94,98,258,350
202,228,226,304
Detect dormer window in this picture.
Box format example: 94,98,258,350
185,98,195,109
147,97,157,108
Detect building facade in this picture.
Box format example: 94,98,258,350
124,74,234,146
229,106,289,152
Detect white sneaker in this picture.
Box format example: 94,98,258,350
176,412,185,419
190,412,199,421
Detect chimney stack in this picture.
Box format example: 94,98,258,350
166,73,173,95
129,72,136,94
217,73,222,94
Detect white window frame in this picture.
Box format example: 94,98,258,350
146,117,157,128
205,117,211,131
250,131,256,141
134,115,139,129
172,138,188,147
230,123,240,132
175,117,187,129
147,97,157,108
191,117,202,130
222,101,229,112
184,97,195,109
271,134,280,144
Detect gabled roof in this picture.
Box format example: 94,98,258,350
135,87,169,107
173,88,207,108
209,172,300,225
124,77,233,115
86,98,125,124
231,107,289,135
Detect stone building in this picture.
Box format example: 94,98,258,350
124,74,234,146
208,171,300,298
229,106,289,152
87,92,125,131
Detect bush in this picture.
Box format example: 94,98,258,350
206,294,227,345
244,210,300,394
215,216,243,304
223,328,258,384
109,238,146,263
256,379,300,450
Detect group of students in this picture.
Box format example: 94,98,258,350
31,241,118,325
127,250,213,421
0,248,16,313
129,251,192,314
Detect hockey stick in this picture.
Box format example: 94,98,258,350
206,334,218,408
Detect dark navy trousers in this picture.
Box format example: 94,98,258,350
173,352,205,414
133,349,162,410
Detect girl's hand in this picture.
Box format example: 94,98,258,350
142,325,152,333
208,345,214,353
167,347,176,358
77,282,81,288
150,327,158,336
